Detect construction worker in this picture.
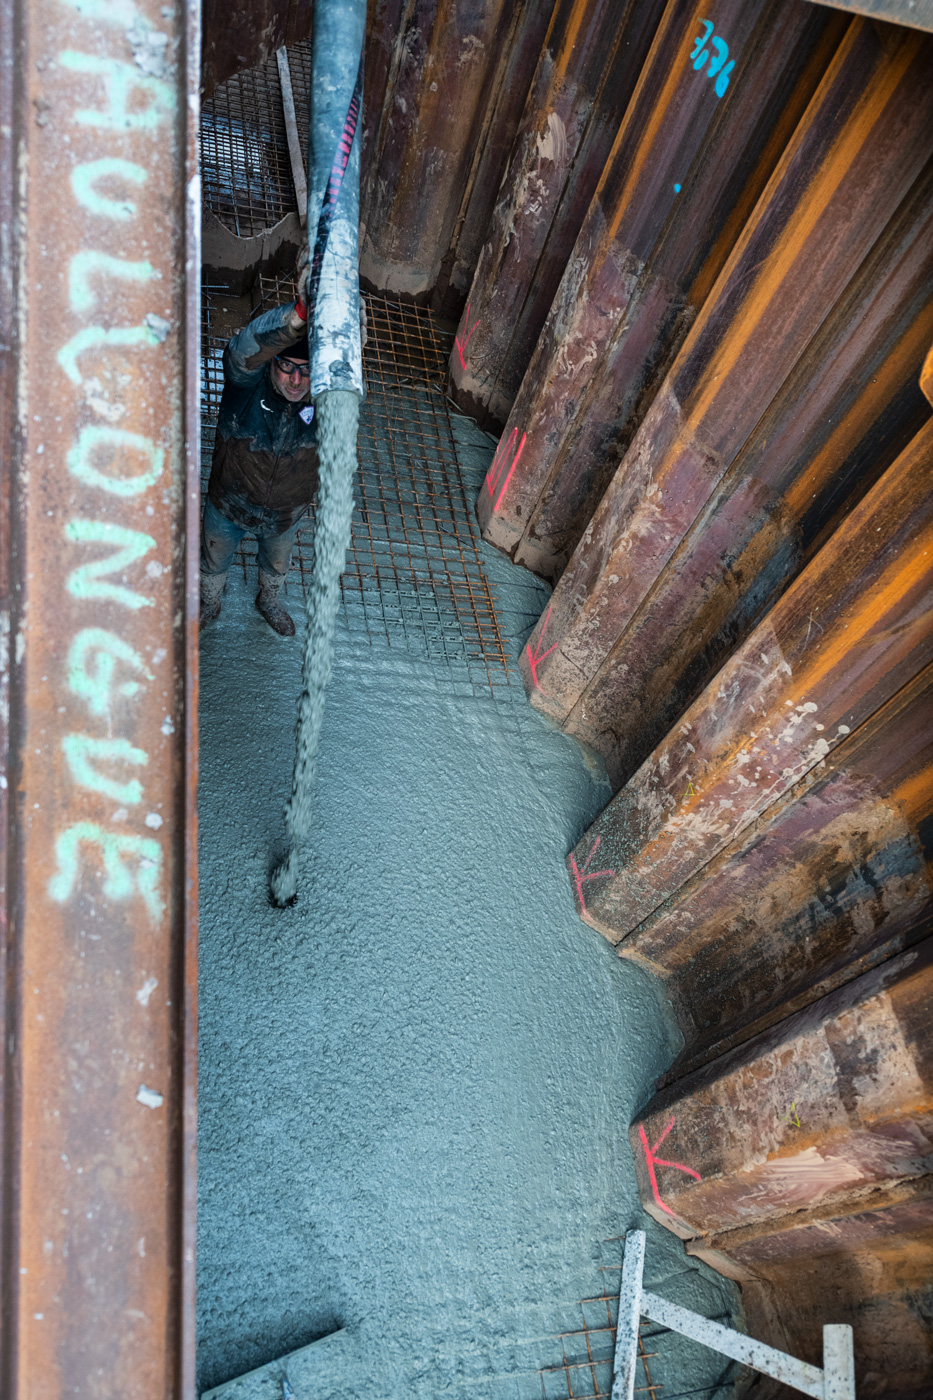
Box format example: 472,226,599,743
199,286,317,637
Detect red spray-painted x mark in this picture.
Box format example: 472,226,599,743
568,835,614,914
484,426,528,514
524,602,559,693
454,301,480,371
638,1117,701,1219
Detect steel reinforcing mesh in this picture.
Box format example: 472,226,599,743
201,277,516,697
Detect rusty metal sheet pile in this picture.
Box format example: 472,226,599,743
475,0,847,572
200,0,311,98
359,0,515,300
1,0,198,1393
567,418,933,939
628,662,933,1077
629,941,933,1378
566,155,933,789
447,0,665,428
519,20,933,724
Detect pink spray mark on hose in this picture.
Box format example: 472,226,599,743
568,835,614,914
524,601,559,693
638,1118,701,1219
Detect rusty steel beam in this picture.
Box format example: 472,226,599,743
623,661,933,1079
566,418,933,941
431,0,555,320
448,0,664,427
476,0,847,575
360,0,410,212
201,0,311,98
567,155,933,789
629,942,933,1385
1,0,199,1394
520,20,933,721
359,0,514,301
629,940,933,1234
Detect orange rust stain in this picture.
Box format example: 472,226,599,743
921,343,933,405
687,14,849,311
551,0,600,90
893,757,933,825
783,315,933,518
605,1,707,247
688,28,922,424
618,503,933,874
791,519,933,697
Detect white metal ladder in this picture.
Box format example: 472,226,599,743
612,1230,856,1400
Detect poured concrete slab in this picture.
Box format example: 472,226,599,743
196,411,743,1399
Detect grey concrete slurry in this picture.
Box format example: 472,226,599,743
197,410,743,1399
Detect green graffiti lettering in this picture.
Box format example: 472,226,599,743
63,733,148,804
68,628,154,718
58,324,159,386
49,821,163,921
65,519,155,610
68,250,156,314
58,51,174,131
67,425,164,496
70,158,147,219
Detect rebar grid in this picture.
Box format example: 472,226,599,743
201,40,311,237
538,1291,661,1400
200,276,516,696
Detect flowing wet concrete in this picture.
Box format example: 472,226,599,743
197,410,743,1399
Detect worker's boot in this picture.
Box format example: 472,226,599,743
199,570,227,629
255,569,296,637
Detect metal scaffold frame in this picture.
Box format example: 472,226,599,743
612,1233,856,1400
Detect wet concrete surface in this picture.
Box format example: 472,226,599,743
197,411,743,1398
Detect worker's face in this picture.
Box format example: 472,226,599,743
272,354,311,403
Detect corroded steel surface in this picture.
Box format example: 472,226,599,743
201,0,311,97
627,662,933,1076
629,942,933,1233
359,0,513,300
1,0,198,1393
476,0,846,572
629,943,933,1381
567,419,933,941
520,21,933,721
432,0,554,319
567,157,933,788
449,0,663,428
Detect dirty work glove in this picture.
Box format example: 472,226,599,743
359,294,368,348
288,244,312,332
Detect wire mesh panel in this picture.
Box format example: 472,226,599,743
538,1291,662,1400
200,275,516,696
201,40,311,236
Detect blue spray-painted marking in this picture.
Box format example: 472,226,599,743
674,184,681,193
689,20,735,98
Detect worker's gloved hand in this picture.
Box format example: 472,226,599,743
290,244,312,329
359,294,368,348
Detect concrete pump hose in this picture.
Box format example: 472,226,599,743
270,0,365,908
